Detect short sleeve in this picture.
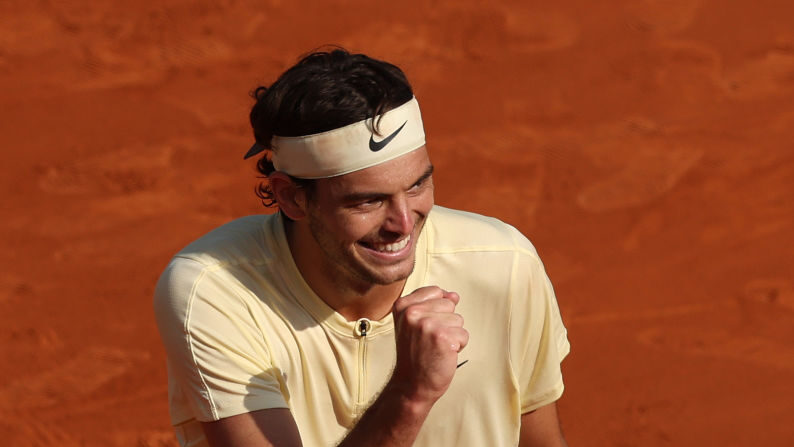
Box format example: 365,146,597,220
153,257,289,422
508,247,570,414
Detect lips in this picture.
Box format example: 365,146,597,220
360,234,411,253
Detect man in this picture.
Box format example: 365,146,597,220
154,49,570,446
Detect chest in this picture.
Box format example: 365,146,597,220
258,297,518,446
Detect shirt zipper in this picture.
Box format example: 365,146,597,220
354,318,371,416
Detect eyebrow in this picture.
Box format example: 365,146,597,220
342,164,434,204
414,164,435,187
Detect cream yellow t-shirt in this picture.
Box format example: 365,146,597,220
154,206,569,446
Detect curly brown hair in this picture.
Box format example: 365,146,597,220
248,48,414,207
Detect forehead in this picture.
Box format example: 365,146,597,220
316,146,431,196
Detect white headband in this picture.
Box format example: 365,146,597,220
266,97,425,179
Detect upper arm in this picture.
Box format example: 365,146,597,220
154,260,288,421
519,402,567,447
202,408,303,447
509,250,570,413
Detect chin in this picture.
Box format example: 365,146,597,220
354,258,415,286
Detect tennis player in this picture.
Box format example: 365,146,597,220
154,48,570,447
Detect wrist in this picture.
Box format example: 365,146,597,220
339,377,434,446
382,378,435,419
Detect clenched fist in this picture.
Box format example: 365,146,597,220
391,286,469,405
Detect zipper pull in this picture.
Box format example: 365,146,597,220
355,318,371,337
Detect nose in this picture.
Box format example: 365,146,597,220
383,195,414,235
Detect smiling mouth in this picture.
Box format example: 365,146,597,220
360,234,411,253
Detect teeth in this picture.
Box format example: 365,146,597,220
373,235,410,252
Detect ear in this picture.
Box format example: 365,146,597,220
270,172,308,220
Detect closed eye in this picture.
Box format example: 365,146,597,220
361,198,383,206
342,165,434,207
409,165,434,191
348,195,386,209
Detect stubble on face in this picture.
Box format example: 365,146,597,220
305,205,427,290
291,148,435,297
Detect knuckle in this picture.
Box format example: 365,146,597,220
424,286,444,298
430,329,447,344
438,299,454,313
393,297,407,312
419,318,436,334
404,307,423,323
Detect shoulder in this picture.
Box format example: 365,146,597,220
174,214,276,268
153,214,279,324
426,205,540,258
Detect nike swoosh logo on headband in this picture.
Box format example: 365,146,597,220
369,121,407,152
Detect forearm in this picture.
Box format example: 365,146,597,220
338,380,433,447
339,287,467,446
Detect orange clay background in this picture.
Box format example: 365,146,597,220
2,1,793,446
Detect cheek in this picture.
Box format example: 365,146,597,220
331,212,381,243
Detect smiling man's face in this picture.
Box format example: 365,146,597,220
299,147,435,288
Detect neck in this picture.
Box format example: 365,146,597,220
285,219,406,322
